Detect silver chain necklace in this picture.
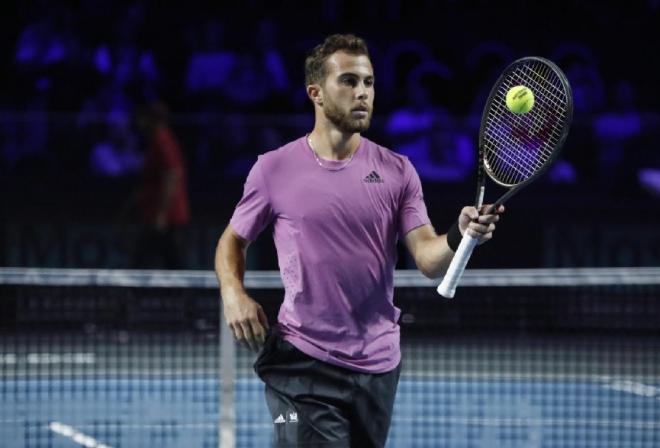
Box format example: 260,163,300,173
307,135,356,171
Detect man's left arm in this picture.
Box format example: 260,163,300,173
404,204,504,279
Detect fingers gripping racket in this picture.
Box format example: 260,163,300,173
437,56,573,298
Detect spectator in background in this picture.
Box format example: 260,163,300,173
129,101,190,269
464,41,514,131
91,2,160,98
78,83,137,175
386,61,473,182
593,80,644,192
551,43,605,184
182,18,238,177
88,108,141,178
221,19,291,111
10,4,82,171
552,43,605,115
381,39,434,108
14,4,84,109
184,19,236,109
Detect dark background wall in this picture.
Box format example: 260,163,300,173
2,0,659,270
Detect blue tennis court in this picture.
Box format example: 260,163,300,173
2,375,658,447
2,268,659,447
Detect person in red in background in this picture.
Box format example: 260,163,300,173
131,101,190,268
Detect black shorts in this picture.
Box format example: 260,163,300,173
254,332,401,448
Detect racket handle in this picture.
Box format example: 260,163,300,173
437,232,479,298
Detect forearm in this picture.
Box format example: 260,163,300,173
409,205,504,279
415,233,455,279
215,226,269,351
215,227,249,300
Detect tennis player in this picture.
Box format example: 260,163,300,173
215,34,503,447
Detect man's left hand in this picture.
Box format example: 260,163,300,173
458,204,505,244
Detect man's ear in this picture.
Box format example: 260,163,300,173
307,84,323,106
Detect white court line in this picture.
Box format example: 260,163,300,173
0,421,216,429
47,422,215,429
398,371,657,383
391,416,660,430
601,378,660,400
48,422,113,448
0,353,96,365
3,418,651,433
235,417,660,431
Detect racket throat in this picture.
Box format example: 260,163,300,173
475,186,485,209
476,185,518,216
496,187,520,208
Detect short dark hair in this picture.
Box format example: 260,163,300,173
304,34,370,86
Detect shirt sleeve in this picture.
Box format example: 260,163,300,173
229,157,275,241
398,158,431,237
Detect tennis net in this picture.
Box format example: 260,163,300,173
1,267,659,447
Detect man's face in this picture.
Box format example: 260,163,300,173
320,51,375,133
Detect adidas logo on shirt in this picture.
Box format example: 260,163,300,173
363,170,384,183
274,414,286,424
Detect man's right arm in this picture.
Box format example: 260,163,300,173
215,225,269,352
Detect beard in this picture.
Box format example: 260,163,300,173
323,98,372,133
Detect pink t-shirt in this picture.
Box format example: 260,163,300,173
230,136,430,373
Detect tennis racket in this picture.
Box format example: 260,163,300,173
437,56,573,298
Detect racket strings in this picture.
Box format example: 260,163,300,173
487,68,563,181
483,60,570,186
486,63,566,183
484,113,546,183
486,97,554,182
484,125,537,181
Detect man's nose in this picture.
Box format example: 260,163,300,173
356,83,368,100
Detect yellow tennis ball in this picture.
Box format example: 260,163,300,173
506,85,535,114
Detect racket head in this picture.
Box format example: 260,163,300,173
478,56,573,190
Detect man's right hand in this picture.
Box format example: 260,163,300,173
222,293,269,352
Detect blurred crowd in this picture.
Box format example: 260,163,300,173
2,0,659,196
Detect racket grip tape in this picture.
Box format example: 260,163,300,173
437,232,479,298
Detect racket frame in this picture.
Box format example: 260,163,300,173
438,56,573,298
476,56,574,211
